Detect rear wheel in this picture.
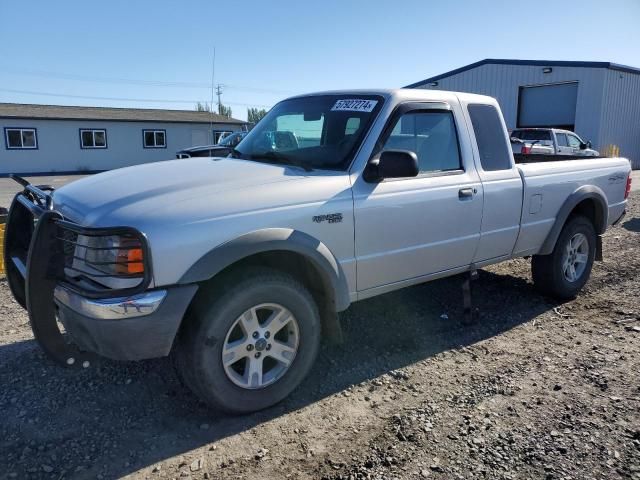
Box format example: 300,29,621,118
531,215,596,299
175,268,321,414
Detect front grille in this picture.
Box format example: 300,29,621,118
60,228,78,267
6,183,152,299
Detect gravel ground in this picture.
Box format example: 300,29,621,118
1,195,639,480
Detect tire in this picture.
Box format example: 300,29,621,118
175,267,321,414
531,215,596,299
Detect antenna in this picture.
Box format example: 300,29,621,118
209,46,216,143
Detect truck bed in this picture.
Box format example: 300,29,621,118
512,157,630,257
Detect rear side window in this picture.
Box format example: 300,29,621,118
556,133,568,146
468,104,512,171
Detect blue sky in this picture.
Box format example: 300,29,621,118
1,0,639,121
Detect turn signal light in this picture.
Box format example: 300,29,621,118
116,246,144,275
625,175,632,199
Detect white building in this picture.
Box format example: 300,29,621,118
0,103,247,175
407,59,640,168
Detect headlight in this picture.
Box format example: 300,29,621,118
81,234,144,277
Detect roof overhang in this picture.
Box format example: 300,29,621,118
405,58,640,88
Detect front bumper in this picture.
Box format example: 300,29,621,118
55,284,198,361
3,178,197,364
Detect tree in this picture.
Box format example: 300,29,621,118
218,104,232,118
247,107,268,124
195,102,211,112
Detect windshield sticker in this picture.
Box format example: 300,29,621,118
331,99,378,112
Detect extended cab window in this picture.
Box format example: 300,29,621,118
233,95,383,171
381,111,461,173
556,133,569,146
468,104,512,171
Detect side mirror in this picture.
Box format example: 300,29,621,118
365,150,419,182
579,142,587,150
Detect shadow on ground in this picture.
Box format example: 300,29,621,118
0,267,558,479
622,217,640,233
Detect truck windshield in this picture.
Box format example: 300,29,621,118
233,94,384,171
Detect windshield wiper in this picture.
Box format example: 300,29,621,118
249,151,313,172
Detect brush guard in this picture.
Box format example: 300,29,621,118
3,175,152,367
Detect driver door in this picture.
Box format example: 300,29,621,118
352,103,483,293
566,133,584,155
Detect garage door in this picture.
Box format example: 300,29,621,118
517,82,578,130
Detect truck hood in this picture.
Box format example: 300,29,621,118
53,157,315,226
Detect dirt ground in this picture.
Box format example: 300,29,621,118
1,195,639,480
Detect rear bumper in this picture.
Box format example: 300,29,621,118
611,208,626,226
56,284,198,361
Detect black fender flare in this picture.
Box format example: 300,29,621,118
178,228,351,312
538,185,608,255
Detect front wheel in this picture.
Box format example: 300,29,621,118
531,215,596,299
175,268,321,414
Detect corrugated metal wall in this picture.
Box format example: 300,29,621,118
414,64,610,157
600,69,640,169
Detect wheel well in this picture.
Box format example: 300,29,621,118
176,249,345,346
216,250,335,309
569,198,605,234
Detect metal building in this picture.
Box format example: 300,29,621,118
0,103,247,175
407,59,640,168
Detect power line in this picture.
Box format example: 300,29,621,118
0,68,296,95
0,88,272,108
1,68,209,88
224,83,296,95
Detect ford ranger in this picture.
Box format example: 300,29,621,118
4,89,631,414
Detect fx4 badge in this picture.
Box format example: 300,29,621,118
313,213,343,224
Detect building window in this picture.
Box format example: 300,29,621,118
213,130,232,144
80,129,107,149
143,129,166,148
4,128,38,149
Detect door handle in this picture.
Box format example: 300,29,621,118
458,188,475,199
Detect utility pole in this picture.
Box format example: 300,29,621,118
209,47,216,143
215,84,224,114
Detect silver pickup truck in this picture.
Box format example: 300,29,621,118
510,127,600,157
4,89,631,414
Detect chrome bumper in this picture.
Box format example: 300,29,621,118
54,287,167,320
